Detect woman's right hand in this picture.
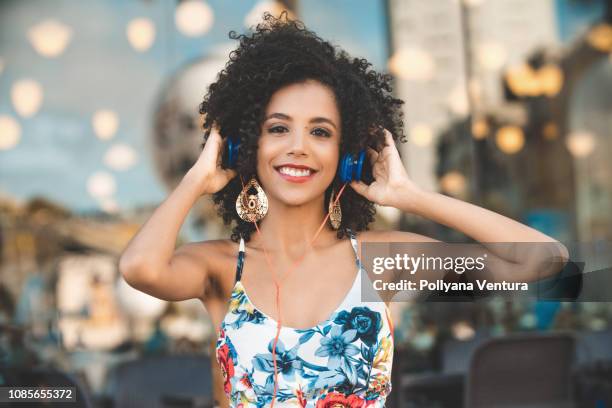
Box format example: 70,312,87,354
188,124,238,195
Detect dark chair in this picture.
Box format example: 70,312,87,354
576,329,612,364
442,330,491,375
465,332,575,408
105,354,214,408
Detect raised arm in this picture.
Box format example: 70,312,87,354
350,129,569,292
118,125,237,302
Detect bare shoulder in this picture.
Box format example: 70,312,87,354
355,229,441,243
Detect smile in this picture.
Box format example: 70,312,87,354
274,166,317,183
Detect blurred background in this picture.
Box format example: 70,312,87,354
0,0,611,407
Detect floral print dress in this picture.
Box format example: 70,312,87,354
215,229,394,407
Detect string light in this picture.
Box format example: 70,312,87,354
27,19,72,57
175,0,214,37
11,79,43,118
92,110,119,140
566,131,595,158
409,124,434,146
104,143,138,171
126,18,156,52
496,126,524,154
0,114,21,150
87,171,117,199
388,47,435,81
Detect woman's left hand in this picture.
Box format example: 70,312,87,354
349,129,422,210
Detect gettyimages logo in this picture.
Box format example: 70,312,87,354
358,241,604,303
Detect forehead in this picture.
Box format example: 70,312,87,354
265,80,339,120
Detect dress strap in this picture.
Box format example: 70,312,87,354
235,236,246,283
347,228,361,267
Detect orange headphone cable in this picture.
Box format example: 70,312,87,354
238,175,349,407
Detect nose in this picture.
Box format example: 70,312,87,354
287,126,308,157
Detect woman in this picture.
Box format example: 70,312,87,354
119,12,568,407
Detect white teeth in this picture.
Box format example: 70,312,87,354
278,166,312,177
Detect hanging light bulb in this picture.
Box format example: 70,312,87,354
104,143,138,171
87,171,116,199
0,114,21,150
587,23,612,53
566,131,595,158
505,63,539,97
447,84,470,117
126,18,156,52
409,124,434,146
175,0,214,37
99,197,120,213
11,79,43,118
388,47,435,81
92,110,119,140
440,171,467,197
244,0,290,28
537,64,564,97
477,42,508,71
27,19,73,58
471,118,489,140
496,126,524,154
542,122,558,140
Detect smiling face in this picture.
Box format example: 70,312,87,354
257,79,341,206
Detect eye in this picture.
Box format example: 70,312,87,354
269,125,288,133
313,128,331,137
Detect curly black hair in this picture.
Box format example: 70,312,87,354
199,11,406,243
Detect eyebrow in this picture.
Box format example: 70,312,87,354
264,112,337,130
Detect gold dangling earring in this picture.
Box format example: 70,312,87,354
236,177,268,222
328,186,342,230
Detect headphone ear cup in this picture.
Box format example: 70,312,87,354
339,150,367,182
339,153,350,183
354,150,366,182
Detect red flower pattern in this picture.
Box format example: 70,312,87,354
216,342,235,395
316,391,368,408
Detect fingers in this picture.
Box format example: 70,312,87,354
381,128,400,159
367,146,379,164
350,180,368,196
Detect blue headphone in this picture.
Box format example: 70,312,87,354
225,137,366,182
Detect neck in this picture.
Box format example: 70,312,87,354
250,194,339,259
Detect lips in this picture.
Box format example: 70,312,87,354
274,164,317,172
274,164,318,183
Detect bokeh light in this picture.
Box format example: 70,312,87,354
566,130,596,158
471,118,489,140
448,84,470,117
175,0,214,37
92,110,119,140
388,47,435,81
496,126,525,154
11,79,44,118
27,19,73,58
440,171,467,196
409,123,434,146
477,42,508,71
126,17,156,52
245,0,289,28
587,23,612,52
0,114,21,150
104,143,138,171
87,171,117,199
543,122,559,140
